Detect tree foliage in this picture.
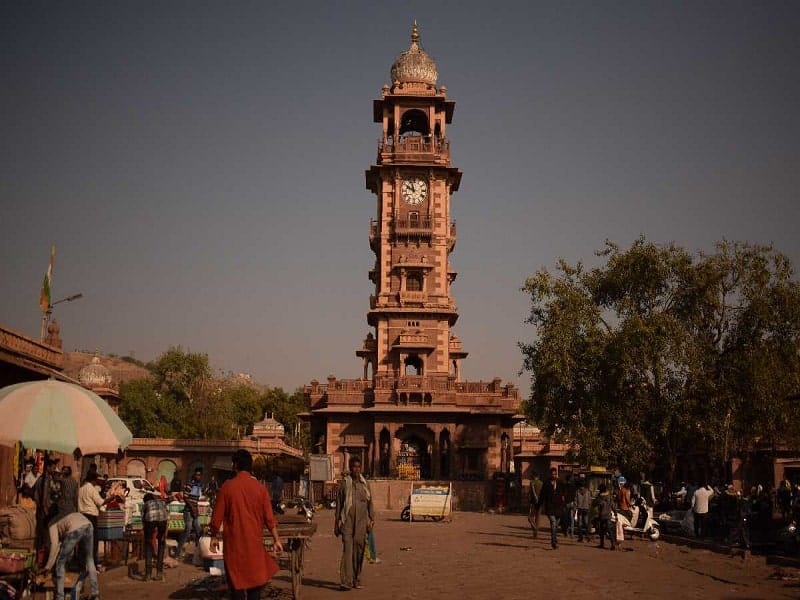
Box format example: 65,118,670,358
118,347,309,447
520,238,800,480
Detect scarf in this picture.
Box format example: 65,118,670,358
339,473,371,527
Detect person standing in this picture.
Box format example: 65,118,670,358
537,467,566,549
574,477,592,542
54,466,79,521
210,450,283,600
528,472,543,539
177,469,204,557
335,457,375,590
692,482,715,539
593,484,616,550
616,477,633,521
33,457,60,559
78,472,107,569
142,492,169,581
42,512,99,600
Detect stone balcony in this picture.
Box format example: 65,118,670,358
377,136,451,165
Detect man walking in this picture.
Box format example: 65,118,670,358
335,457,375,590
210,450,283,600
538,467,566,549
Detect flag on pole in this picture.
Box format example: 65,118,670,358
39,245,55,314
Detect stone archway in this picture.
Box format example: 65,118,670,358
396,425,434,480
126,459,146,478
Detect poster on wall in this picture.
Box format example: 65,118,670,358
409,482,452,520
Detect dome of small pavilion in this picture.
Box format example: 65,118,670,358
252,413,285,439
78,355,113,389
390,21,438,86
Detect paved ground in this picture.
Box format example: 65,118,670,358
96,509,800,599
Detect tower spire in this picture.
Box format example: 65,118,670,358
411,20,419,45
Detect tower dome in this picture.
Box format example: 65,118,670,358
390,21,438,86
78,355,113,389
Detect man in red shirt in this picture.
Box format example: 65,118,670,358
210,450,283,600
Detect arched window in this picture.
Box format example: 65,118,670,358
399,109,429,137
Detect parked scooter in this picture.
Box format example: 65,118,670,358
612,494,660,540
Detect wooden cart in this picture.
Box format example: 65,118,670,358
266,515,317,599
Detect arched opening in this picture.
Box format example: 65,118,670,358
367,360,375,380
125,459,146,478
399,435,431,479
404,354,423,375
157,460,177,486
379,428,391,477
450,359,459,379
399,109,429,137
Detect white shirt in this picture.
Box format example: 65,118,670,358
78,482,105,516
692,486,714,514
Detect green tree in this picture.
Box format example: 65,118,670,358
147,346,212,404
521,238,800,480
119,379,184,438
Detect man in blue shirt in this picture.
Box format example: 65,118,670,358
177,469,204,557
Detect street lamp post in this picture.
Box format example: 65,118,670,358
40,293,84,341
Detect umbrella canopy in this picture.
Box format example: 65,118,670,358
0,380,133,454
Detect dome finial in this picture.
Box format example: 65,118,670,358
411,20,419,44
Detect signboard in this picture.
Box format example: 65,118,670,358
309,455,333,482
409,482,452,520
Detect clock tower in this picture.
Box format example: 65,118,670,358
305,24,520,485
363,21,466,386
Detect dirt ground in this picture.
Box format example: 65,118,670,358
95,509,800,600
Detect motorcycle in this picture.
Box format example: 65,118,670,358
612,494,660,541
273,497,314,522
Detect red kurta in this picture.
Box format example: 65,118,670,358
210,471,279,590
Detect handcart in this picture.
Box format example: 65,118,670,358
266,515,317,600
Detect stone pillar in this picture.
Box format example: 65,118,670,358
388,424,398,475
431,424,442,480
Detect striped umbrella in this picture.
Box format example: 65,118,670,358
0,380,133,454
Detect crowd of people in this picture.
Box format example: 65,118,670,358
527,468,797,552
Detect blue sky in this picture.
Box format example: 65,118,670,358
2,1,799,393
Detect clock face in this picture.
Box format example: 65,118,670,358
402,177,427,205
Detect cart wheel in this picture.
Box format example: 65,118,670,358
290,541,304,599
